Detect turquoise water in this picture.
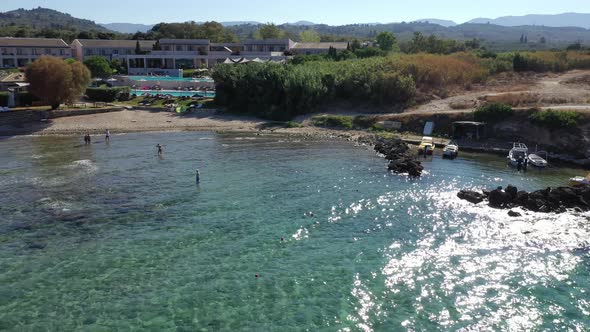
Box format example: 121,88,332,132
132,89,216,98
0,132,589,331
128,76,214,83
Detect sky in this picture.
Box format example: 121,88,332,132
0,0,589,25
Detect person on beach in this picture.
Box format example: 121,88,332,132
83,134,88,144
523,157,528,172
86,133,91,145
517,156,523,171
105,129,110,142
156,144,163,155
196,169,200,184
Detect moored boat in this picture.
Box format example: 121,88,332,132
507,143,528,167
442,141,459,159
528,153,548,168
570,176,590,186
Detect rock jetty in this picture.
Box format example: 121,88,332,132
374,137,424,177
458,184,590,213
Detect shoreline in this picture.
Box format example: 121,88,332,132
1,108,589,169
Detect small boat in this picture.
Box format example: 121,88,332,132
570,176,590,186
507,143,528,167
418,136,435,156
528,153,548,168
442,141,459,159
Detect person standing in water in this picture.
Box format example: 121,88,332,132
105,129,110,142
156,144,163,156
196,169,200,184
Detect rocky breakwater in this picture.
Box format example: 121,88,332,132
374,137,424,177
458,184,590,213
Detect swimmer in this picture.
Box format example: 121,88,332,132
105,129,110,142
195,169,200,183
156,144,163,155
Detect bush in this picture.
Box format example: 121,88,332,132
530,109,582,129
17,92,39,106
473,103,514,122
352,115,378,129
311,115,353,129
0,91,9,107
86,87,131,102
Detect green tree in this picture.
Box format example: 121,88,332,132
83,55,112,78
256,23,284,40
300,30,321,42
135,40,141,54
25,56,91,109
350,39,362,51
152,40,162,50
376,31,396,51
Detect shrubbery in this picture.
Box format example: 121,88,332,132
311,115,353,129
0,91,9,107
512,51,590,72
86,86,131,102
17,92,39,106
473,103,514,122
530,109,582,129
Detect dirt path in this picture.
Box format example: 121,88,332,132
406,70,590,115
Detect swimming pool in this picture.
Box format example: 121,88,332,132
128,76,214,83
131,89,216,98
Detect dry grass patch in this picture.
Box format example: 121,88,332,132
479,92,540,107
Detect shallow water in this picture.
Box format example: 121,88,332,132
0,132,589,331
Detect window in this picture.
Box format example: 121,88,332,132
113,49,119,55
45,48,51,55
176,45,183,51
60,49,65,55
17,48,24,55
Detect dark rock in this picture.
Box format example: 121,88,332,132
505,185,518,200
508,210,522,217
459,184,590,213
515,191,529,204
489,189,512,208
457,190,486,204
376,137,423,176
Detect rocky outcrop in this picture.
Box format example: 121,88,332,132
457,184,590,213
374,137,424,176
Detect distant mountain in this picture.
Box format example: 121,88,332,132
290,21,315,26
413,19,457,27
0,7,110,31
100,23,153,33
219,21,261,26
467,13,590,29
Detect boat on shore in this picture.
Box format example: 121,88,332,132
570,174,590,186
443,141,459,159
507,143,528,167
528,153,548,168
418,136,435,156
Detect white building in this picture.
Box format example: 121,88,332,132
291,42,349,55
0,37,71,68
71,39,155,62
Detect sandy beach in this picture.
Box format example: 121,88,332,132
0,109,270,135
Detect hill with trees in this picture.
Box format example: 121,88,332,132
0,7,124,42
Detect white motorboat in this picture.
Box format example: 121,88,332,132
442,142,459,159
507,143,528,167
570,176,590,186
528,153,548,168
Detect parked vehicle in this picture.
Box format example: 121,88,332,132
418,137,435,156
